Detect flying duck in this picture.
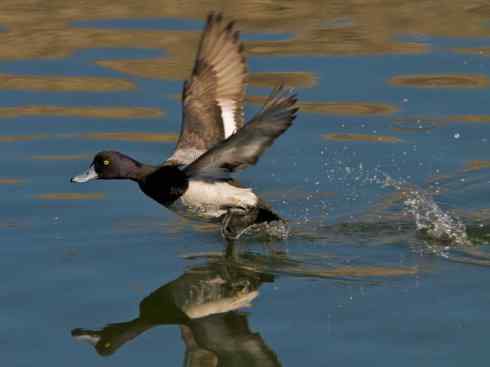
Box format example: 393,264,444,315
71,12,298,240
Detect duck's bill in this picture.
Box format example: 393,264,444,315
71,165,98,183
71,328,101,346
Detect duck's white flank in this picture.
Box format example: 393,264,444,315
182,290,259,319
174,180,258,219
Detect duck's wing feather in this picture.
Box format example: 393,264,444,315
184,87,298,178
168,12,247,165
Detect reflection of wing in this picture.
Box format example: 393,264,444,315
168,12,247,165
186,313,282,367
184,87,297,178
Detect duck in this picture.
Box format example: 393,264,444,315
70,12,298,240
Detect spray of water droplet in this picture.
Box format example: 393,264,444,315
382,175,472,247
292,146,473,251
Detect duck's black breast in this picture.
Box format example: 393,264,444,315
138,165,189,207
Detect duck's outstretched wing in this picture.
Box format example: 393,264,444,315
168,12,247,165
184,87,298,178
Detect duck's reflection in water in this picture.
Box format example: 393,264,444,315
71,243,281,366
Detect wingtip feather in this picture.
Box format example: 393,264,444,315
226,20,236,32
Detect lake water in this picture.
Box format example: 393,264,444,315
2,1,490,366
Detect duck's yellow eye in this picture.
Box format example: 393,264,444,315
103,160,110,166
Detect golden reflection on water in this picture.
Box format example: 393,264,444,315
97,57,192,82
0,0,490,71
0,178,23,185
0,0,484,128
0,74,135,91
389,74,490,88
464,160,490,172
246,37,428,56
300,101,397,116
323,133,402,143
249,72,316,88
391,126,432,133
0,1,486,61
395,115,490,126
81,132,177,142
248,96,398,116
453,47,490,56
275,265,418,278
0,106,163,118
0,134,47,142
34,193,105,200
0,1,445,61
32,154,90,161
447,115,490,123
1,132,175,143
181,250,418,279
98,58,318,89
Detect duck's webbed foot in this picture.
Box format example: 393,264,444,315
221,206,289,241
221,207,256,240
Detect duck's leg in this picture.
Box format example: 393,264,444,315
221,205,289,241
224,239,238,261
221,207,252,240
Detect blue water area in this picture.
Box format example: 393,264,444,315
2,3,490,366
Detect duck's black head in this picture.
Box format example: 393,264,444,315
71,151,144,183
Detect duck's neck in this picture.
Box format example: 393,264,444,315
109,153,157,182
129,163,157,182
138,165,189,207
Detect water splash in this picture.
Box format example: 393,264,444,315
288,145,475,250
382,175,472,247
241,219,290,240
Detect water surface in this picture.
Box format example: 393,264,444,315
2,1,490,366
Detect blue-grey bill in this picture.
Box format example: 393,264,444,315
72,332,100,346
71,165,98,183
